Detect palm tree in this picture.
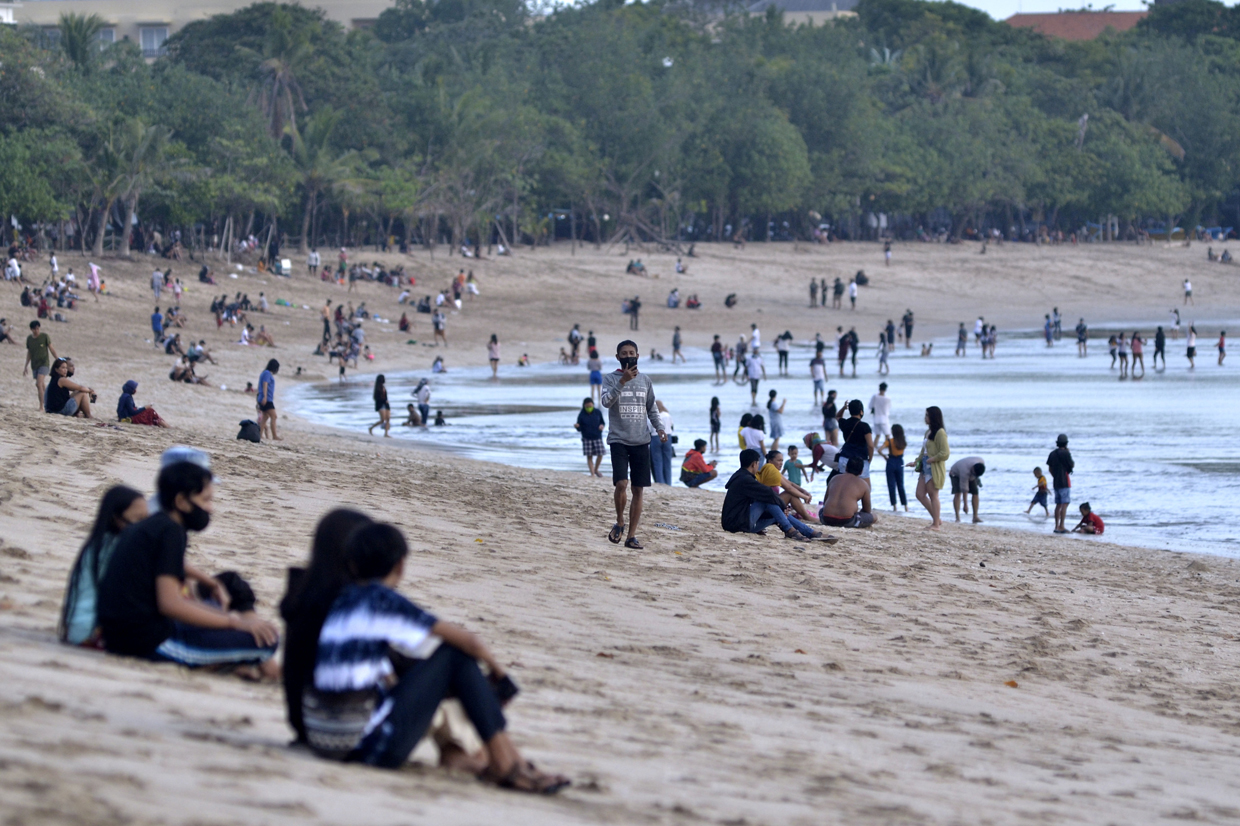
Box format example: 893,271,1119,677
58,12,106,71
115,120,174,257
237,7,314,140
287,109,360,252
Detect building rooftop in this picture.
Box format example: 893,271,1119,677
1005,10,1147,41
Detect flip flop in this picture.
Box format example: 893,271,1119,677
624,537,643,550
608,523,624,544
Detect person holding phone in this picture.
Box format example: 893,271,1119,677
601,340,665,549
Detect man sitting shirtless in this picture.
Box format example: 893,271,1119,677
819,457,878,528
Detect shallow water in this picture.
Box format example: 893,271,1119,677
288,324,1240,558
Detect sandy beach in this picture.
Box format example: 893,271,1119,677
2,240,1240,825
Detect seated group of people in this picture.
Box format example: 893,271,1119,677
625,259,647,276
58,448,570,793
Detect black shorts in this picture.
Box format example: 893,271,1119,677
258,402,275,412
749,379,760,393
375,401,389,412
611,442,651,488
950,473,978,496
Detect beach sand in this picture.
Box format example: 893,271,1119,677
2,240,1239,824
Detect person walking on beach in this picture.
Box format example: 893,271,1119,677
1044,315,1054,347
836,327,849,377
949,456,985,523
1187,325,1197,370
848,279,858,310
909,406,949,530
848,327,860,377
809,279,818,308
877,423,908,512
587,347,603,404
974,316,984,346
1108,335,1118,370
775,332,790,376
902,310,914,349
1048,434,1074,534
1075,318,1088,357
151,268,164,301
810,350,826,405
1025,467,1049,516
488,334,501,379
1154,326,1167,370
368,374,391,437
711,335,725,383
602,340,665,549
884,240,892,267
877,331,889,375
575,397,606,478
432,309,447,346
257,359,281,441
832,277,844,309
709,396,721,453
628,296,641,331
568,324,583,364
746,348,766,405
649,400,675,485
22,320,58,409
1131,331,1145,378
766,390,786,451
151,306,164,345
1219,331,1227,366
1170,308,1181,339
820,277,828,307
1117,333,1129,379
1053,308,1062,340
672,326,685,365
955,323,967,356
732,334,748,382
869,382,892,443
821,390,840,446
1183,278,1193,305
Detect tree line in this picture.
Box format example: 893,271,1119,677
3,0,1240,254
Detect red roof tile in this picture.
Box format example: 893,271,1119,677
1005,11,1147,41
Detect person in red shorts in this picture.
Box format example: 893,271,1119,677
1072,503,1104,535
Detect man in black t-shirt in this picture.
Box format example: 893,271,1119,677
1047,434,1075,534
98,462,279,675
835,399,874,480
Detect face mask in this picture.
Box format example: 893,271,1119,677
182,502,211,532
619,356,638,370
585,406,594,413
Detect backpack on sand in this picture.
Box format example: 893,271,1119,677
237,419,261,443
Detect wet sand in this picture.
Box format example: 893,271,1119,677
2,241,1240,824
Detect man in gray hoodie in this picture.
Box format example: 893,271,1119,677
602,340,666,549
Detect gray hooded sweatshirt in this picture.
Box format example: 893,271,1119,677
601,369,662,446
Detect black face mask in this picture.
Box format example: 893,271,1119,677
181,502,211,532
619,356,638,370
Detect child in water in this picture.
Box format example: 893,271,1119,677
1025,467,1049,516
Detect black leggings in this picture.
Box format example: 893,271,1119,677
365,644,506,768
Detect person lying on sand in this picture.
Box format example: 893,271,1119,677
96,462,280,679
721,449,835,542
300,521,571,794
819,458,878,529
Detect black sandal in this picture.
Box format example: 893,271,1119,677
486,762,572,795
608,523,624,544
624,536,643,550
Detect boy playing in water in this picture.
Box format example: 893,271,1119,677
1072,502,1104,535
1025,467,1049,516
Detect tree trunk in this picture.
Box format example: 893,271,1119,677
92,199,113,258
299,190,315,254
120,193,138,257
569,204,576,255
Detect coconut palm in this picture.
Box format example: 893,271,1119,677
58,12,106,71
114,120,174,257
287,109,362,253
237,7,313,140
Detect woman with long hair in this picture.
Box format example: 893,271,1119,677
878,423,908,512
280,509,373,744
487,334,500,379
59,486,148,645
709,396,721,453
368,374,391,437
909,406,949,529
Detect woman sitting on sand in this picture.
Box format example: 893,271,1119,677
117,380,168,427
45,358,95,418
59,486,148,646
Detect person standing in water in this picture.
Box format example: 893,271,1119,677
1183,278,1193,305
586,347,603,404
709,396,721,453
869,382,892,443
574,397,605,478
1047,434,1074,534
1075,318,1088,357
877,423,908,512
602,340,665,550
766,390,786,451
1219,331,1227,366
1154,326,1167,370
1117,333,1129,379
487,334,500,379
368,374,391,437
1131,331,1145,379
902,309,914,349
1187,324,1197,370
955,323,967,357
671,326,684,365
810,350,827,405
746,348,766,406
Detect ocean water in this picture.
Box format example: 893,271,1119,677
287,326,1240,558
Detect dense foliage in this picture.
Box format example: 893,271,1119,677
5,0,1240,251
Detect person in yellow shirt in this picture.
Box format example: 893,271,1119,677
758,450,818,524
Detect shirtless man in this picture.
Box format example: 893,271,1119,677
320,300,332,343
819,458,877,528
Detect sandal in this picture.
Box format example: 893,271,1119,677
486,762,572,795
608,523,624,544
624,537,643,550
